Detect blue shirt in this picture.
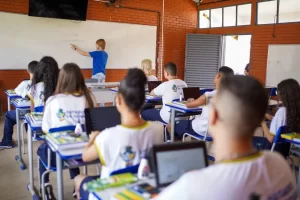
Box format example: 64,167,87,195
89,50,108,75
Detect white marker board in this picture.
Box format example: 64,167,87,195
266,44,300,87
0,12,157,69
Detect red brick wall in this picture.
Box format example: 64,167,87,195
0,0,197,111
197,0,300,83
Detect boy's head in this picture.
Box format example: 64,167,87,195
244,63,250,76
164,62,177,80
28,61,38,80
208,75,268,141
96,39,106,50
141,59,152,76
214,66,234,88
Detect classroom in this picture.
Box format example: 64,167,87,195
0,0,300,199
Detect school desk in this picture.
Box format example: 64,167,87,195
90,175,156,200
11,98,30,170
5,90,21,111
86,82,119,105
166,103,204,143
24,113,43,200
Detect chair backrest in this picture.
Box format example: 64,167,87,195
271,126,286,151
109,164,140,176
34,106,44,112
85,106,121,135
271,126,291,158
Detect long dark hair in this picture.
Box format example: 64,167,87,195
277,79,300,132
31,56,59,102
118,68,147,112
55,63,94,108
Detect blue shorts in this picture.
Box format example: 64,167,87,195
174,120,197,139
79,175,99,200
141,108,166,124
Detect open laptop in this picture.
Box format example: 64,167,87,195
85,106,121,136
183,87,201,100
150,142,208,188
148,81,162,92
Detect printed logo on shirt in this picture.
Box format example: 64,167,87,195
172,85,178,92
56,109,66,121
120,146,136,167
26,84,31,91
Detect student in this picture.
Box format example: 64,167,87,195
142,59,158,81
28,56,60,111
244,63,250,76
171,66,234,139
253,79,300,156
74,68,164,200
38,63,95,199
141,62,187,123
155,76,297,200
0,61,38,148
71,39,108,82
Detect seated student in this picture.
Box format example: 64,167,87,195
141,62,187,123
0,60,38,148
253,79,300,157
141,59,158,81
155,76,297,200
171,66,233,139
74,68,164,200
38,63,94,199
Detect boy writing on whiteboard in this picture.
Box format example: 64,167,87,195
71,39,108,82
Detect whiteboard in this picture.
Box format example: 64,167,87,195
266,44,300,87
0,12,157,69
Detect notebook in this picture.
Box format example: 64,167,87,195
12,98,30,107
147,81,162,92
172,101,203,110
85,106,121,136
25,113,43,127
183,87,201,100
150,142,208,188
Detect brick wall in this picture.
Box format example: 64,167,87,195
197,0,300,83
0,0,197,111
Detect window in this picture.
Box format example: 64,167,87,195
257,0,277,24
279,0,300,23
211,8,223,27
199,10,210,28
224,6,236,27
237,4,252,26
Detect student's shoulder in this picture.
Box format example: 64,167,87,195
276,106,286,115
204,90,217,97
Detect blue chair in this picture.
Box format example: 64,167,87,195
34,106,44,112
110,164,140,176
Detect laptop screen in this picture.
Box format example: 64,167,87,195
183,87,200,100
152,142,208,188
148,81,162,92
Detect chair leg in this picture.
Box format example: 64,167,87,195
21,122,26,154
41,169,53,200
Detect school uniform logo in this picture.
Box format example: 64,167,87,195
172,85,178,92
120,146,136,167
39,91,44,100
56,109,65,121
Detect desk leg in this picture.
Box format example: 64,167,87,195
15,108,26,170
56,153,64,200
7,97,10,111
170,109,175,143
27,127,38,199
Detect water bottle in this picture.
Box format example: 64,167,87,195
137,158,150,179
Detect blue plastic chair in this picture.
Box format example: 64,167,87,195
271,126,287,151
34,106,44,112
110,164,140,176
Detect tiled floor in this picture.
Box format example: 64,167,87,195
0,121,98,200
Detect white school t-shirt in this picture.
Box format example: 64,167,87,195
28,82,45,108
94,121,164,178
154,79,187,123
270,107,286,135
147,75,158,81
192,90,217,136
15,80,31,99
42,94,88,133
155,151,297,200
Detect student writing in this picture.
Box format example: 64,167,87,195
155,75,297,200
71,39,108,82
0,61,38,148
74,68,164,200
141,62,187,123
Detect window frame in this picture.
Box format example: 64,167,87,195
236,3,252,26
223,5,237,27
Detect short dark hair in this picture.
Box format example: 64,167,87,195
218,75,268,137
28,61,38,74
118,68,147,112
164,62,177,76
245,63,250,72
219,66,234,76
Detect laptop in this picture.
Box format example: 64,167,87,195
150,142,208,188
183,87,201,100
148,81,162,92
85,106,121,136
